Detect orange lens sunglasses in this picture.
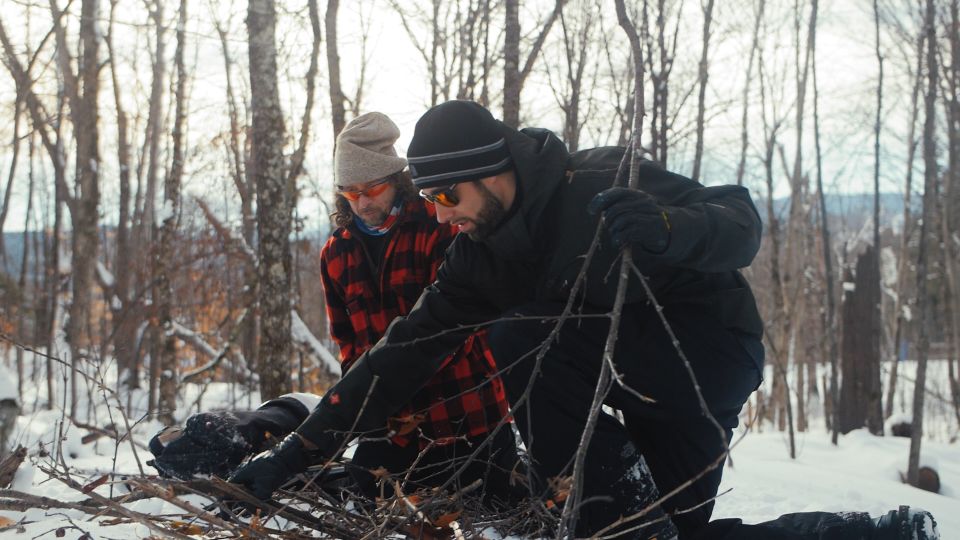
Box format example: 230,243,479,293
338,177,392,201
419,184,460,208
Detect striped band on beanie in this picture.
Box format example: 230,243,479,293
407,100,514,189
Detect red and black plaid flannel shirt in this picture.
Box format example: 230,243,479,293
320,198,508,447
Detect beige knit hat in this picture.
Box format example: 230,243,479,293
334,112,408,187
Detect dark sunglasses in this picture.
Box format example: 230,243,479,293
419,183,460,208
337,177,392,201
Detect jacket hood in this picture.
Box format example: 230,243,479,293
482,125,569,260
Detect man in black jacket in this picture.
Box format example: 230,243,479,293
231,101,938,540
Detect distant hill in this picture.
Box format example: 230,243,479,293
760,192,915,233
0,192,915,279
0,232,33,278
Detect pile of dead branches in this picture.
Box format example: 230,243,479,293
0,450,558,539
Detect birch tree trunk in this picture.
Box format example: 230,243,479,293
248,0,293,400
142,0,165,233
143,0,166,415
155,0,188,423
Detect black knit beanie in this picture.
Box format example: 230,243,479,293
407,100,514,189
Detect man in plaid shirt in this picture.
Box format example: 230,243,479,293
318,112,517,503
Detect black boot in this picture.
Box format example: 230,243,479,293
872,506,939,540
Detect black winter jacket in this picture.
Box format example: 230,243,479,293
297,126,764,451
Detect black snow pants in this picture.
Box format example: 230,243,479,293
348,423,522,508
486,301,876,540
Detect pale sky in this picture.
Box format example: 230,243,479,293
0,0,925,234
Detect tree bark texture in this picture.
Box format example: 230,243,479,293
325,0,346,145
810,0,840,444
248,0,293,400
838,246,884,435
503,0,521,128
907,0,936,487
52,0,101,419
155,0,189,424
691,0,714,180
106,0,139,390
885,29,924,420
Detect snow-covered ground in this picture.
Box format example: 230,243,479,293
715,429,959,532
0,353,957,538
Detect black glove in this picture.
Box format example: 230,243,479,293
149,412,253,480
148,397,311,480
229,433,310,500
587,187,671,254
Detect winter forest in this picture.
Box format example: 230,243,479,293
0,0,958,538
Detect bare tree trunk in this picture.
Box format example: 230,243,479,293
106,0,139,391
907,0,936,487
0,14,70,409
781,0,818,439
942,0,960,428
810,0,840,443
142,0,165,233
552,5,594,153
326,0,346,145
430,0,441,105
289,0,321,186
15,134,36,400
503,0,520,127
870,0,886,431
737,0,765,187
479,0,492,106
143,0,166,415
759,47,795,455
643,0,676,166
502,0,566,128
155,0,188,424
873,0,883,255
691,0,714,181
838,247,884,435
50,0,102,420
886,29,924,420
214,19,259,375
214,20,254,247
248,0,292,400
0,94,23,265
46,185,63,410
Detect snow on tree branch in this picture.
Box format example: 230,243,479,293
291,310,341,377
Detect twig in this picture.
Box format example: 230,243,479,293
42,472,196,540
130,479,265,538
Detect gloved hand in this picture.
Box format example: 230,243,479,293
229,433,310,500
148,396,312,480
587,187,671,254
148,412,253,480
